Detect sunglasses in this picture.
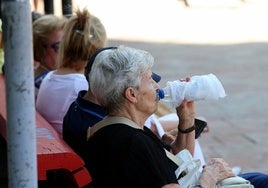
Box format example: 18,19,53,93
43,41,60,53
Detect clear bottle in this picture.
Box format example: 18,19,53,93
157,74,226,108
157,82,186,108
156,87,173,107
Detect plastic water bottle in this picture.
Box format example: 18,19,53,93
157,83,187,108
156,74,226,108
157,87,175,108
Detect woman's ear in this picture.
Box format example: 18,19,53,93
125,87,137,103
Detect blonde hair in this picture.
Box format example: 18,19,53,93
33,14,66,62
57,8,107,71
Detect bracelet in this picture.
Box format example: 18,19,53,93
178,124,195,134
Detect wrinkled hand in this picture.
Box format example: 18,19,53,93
199,158,235,188
175,77,195,130
176,99,195,130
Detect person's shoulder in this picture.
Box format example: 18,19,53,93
107,124,153,145
63,98,91,128
34,71,50,89
73,75,88,91
91,123,142,138
66,73,87,79
63,100,88,132
38,71,54,82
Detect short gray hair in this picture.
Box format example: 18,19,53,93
89,45,154,113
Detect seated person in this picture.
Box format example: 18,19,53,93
84,45,234,187
32,14,66,97
64,46,268,188
36,8,107,135
63,47,194,163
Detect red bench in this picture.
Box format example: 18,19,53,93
0,74,92,187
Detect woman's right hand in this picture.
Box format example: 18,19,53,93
176,99,195,130
175,77,195,130
198,158,235,188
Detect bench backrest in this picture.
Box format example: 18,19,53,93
0,74,92,187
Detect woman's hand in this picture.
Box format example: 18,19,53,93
176,99,195,130
176,77,195,130
172,97,195,155
198,158,235,188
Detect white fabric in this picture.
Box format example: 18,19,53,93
194,139,206,172
170,149,253,188
216,176,254,188
36,71,88,135
162,73,226,108
174,149,201,188
145,114,165,137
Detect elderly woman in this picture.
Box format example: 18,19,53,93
86,45,234,188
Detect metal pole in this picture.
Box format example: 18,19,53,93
44,0,54,14
62,0,72,18
2,0,37,187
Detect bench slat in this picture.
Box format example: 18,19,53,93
0,74,92,187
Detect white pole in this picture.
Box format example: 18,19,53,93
2,0,37,187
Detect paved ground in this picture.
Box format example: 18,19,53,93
75,0,268,174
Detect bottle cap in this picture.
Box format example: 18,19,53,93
156,89,165,100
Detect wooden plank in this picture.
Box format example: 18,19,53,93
0,74,92,187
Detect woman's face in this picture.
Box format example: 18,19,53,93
43,29,63,70
135,69,160,116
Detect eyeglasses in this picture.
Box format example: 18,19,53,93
43,41,60,53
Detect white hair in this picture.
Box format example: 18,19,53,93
89,45,154,113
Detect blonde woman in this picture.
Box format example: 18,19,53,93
33,14,66,92
36,8,107,135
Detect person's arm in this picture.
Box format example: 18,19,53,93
170,99,195,155
160,77,195,155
